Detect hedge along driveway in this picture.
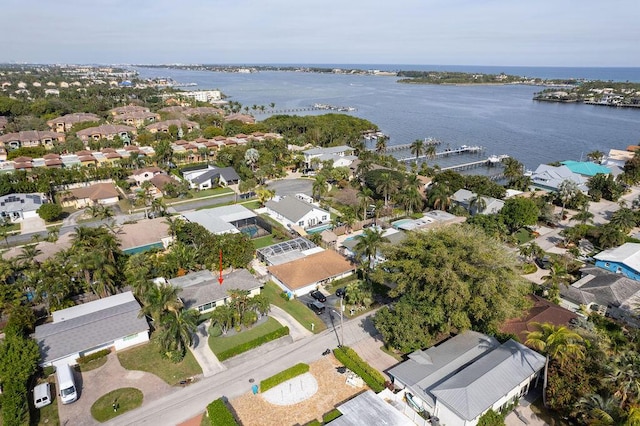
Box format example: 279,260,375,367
260,363,309,392
209,317,289,361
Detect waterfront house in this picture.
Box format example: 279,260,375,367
264,196,330,231
560,266,640,327
34,291,150,367
387,330,545,426
560,160,611,177
224,113,255,124
530,164,588,193
302,145,355,170
46,113,100,133
167,269,262,314
267,249,355,297
594,243,640,280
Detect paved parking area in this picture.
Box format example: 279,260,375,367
297,289,345,330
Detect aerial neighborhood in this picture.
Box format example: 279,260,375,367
1,64,640,426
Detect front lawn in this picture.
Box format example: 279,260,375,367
117,340,202,385
263,281,327,333
91,388,143,422
209,317,283,356
240,200,261,210
31,380,60,426
515,228,534,244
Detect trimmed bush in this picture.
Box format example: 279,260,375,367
77,348,111,365
216,326,289,361
333,346,386,392
322,409,342,423
260,363,309,392
206,398,238,426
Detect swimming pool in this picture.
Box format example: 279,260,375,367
391,218,414,229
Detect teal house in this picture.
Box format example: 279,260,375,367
561,160,611,177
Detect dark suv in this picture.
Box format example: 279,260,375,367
310,290,327,302
307,301,326,315
335,287,346,298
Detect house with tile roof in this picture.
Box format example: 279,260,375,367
145,119,199,134
64,182,120,209
167,269,262,314
500,294,578,342
267,249,355,297
113,111,160,127
0,130,65,150
594,242,640,280
34,291,150,366
560,266,640,327
47,113,101,133
76,124,136,143
264,196,330,230
387,330,545,426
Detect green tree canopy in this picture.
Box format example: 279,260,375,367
373,225,530,351
499,197,540,233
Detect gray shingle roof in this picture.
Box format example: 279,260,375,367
34,292,148,364
431,340,545,421
561,266,640,309
168,269,262,310
265,196,324,222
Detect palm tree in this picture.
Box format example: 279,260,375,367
428,183,452,211
571,201,594,225
525,322,585,407
312,175,328,202
157,308,199,356
425,144,437,161
468,194,487,215
354,227,389,279
541,262,572,303
256,187,275,206
345,280,374,310
244,148,260,172
209,304,234,335
605,350,640,407
375,172,399,207
502,157,524,180
577,393,622,425
558,179,580,219
610,208,637,233
139,283,183,325
397,187,423,215
599,223,626,249
375,136,387,154
16,244,42,267
410,139,424,162
587,150,605,164
357,187,374,221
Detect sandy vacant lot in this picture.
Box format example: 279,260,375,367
231,356,366,425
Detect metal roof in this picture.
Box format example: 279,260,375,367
331,390,414,426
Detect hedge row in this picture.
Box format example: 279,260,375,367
206,398,238,426
216,326,289,361
260,363,309,392
333,346,386,392
77,348,111,365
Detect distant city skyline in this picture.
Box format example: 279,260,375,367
2,0,639,67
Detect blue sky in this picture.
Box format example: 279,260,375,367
2,0,639,66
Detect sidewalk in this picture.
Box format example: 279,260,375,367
269,305,313,341
189,320,227,377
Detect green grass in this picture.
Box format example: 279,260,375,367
90,388,143,422
380,345,405,362
240,200,261,210
515,228,534,244
322,409,342,423
209,317,282,355
117,341,202,385
189,187,234,198
77,356,108,372
263,281,327,333
252,234,275,249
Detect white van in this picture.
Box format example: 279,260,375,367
55,364,77,404
33,382,52,408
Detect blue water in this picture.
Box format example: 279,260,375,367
135,66,640,170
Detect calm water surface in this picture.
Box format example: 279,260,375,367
135,67,640,170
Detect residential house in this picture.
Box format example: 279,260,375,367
530,164,588,193
594,243,640,280
109,105,150,116
149,174,175,195
183,165,240,189
130,167,165,185
256,237,319,266
183,106,226,117
76,124,136,144
224,113,255,124
500,294,578,342
0,130,65,150
113,111,160,127
46,113,100,133
303,145,355,170
387,330,545,426
391,211,465,232
264,196,330,230
118,217,174,254
604,149,635,168
329,390,414,426
268,249,355,297
145,119,199,134
167,269,262,314
451,189,505,215
560,266,640,327
560,160,611,177
34,291,150,366
181,204,257,235
340,228,406,264
64,182,120,209
0,193,47,222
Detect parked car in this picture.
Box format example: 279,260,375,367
335,287,346,298
307,301,326,315
535,255,552,270
310,290,327,302
33,383,52,409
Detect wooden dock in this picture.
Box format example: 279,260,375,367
398,145,485,162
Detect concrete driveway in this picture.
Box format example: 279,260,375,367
267,178,313,197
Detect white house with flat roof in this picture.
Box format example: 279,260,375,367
34,291,149,366
387,330,545,426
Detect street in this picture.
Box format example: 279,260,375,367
105,312,383,426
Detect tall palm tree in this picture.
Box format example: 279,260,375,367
571,201,594,225
244,148,260,172
558,179,580,219
375,172,399,207
410,139,424,162
525,322,585,407
312,175,328,202
468,194,487,215
357,187,374,221
425,144,437,161
428,183,452,211
354,227,389,279
139,283,183,325
610,208,637,233
157,308,199,356
375,136,387,154
605,350,640,407
209,304,234,335
587,150,605,164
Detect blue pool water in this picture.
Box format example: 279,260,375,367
124,242,164,255
306,223,334,234
391,219,414,229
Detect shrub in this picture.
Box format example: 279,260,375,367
37,203,63,222
216,326,289,361
333,346,386,392
77,348,111,365
206,398,238,426
260,363,309,392
322,409,342,423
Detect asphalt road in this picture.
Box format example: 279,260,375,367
105,312,381,426
267,178,313,197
